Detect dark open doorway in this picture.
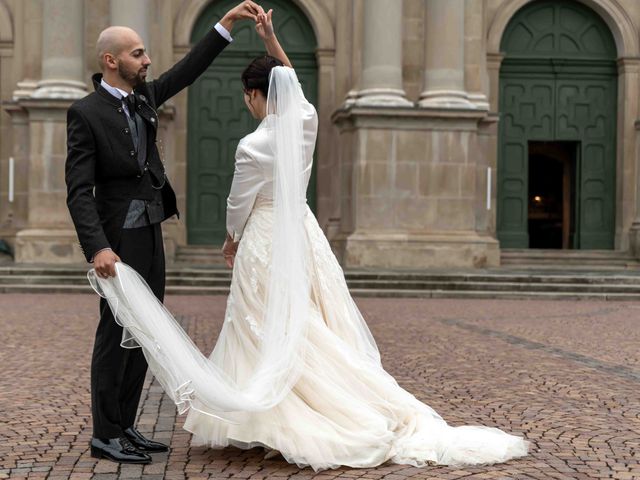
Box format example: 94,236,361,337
528,141,578,249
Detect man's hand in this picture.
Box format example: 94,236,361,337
220,1,264,33
222,235,239,269
256,9,274,41
94,249,121,278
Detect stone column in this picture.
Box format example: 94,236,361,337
356,0,412,106
11,0,87,263
32,0,86,99
464,0,490,110
109,0,153,79
110,0,151,47
419,0,474,108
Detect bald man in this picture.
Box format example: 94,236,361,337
65,1,264,464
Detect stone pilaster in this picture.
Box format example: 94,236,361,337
621,59,640,255
355,0,412,107
419,0,475,109
330,105,497,270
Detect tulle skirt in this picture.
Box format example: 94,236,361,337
183,199,529,471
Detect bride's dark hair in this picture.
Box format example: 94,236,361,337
241,55,284,97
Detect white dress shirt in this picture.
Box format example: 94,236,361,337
214,23,233,43
226,84,318,241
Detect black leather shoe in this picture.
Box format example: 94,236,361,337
124,426,169,453
90,437,151,464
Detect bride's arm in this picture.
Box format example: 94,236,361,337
225,143,264,245
256,9,292,68
257,10,318,156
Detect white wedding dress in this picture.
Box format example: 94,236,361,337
90,68,528,472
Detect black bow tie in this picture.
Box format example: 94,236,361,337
125,93,137,116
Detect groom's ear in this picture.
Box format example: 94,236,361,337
103,53,118,71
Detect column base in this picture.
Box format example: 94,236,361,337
12,79,38,100
629,222,640,258
467,92,490,111
32,79,87,100
419,90,477,109
14,228,85,264
355,88,414,107
332,231,500,269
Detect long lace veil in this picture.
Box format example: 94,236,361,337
88,66,310,421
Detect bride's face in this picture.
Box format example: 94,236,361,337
244,88,267,120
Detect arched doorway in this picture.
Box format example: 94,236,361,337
186,0,318,245
497,0,617,249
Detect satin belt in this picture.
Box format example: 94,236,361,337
254,194,309,212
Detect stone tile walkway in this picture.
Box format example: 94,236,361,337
2,294,640,479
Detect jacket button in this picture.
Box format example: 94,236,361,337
117,107,123,113
144,166,148,172
150,117,155,123
136,174,141,179
130,150,135,156
139,94,146,102
123,128,130,134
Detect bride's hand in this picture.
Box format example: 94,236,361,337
222,236,239,269
256,9,274,40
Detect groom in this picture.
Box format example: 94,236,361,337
65,1,264,464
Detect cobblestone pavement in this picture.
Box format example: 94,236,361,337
2,294,640,479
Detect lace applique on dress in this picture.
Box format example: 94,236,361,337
224,292,235,324
245,315,263,339
250,267,259,293
306,212,346,295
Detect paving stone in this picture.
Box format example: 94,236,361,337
2,294,640,478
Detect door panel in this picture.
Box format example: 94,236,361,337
556,79,616,248
498,78,555,248
497,0,617,249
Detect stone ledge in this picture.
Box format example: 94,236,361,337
332,103,489,131
332,230,500,269
14,228,84,264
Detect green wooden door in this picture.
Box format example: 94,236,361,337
187,0,318,245
497,0,617,249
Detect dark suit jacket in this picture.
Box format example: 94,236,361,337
66,28,229,262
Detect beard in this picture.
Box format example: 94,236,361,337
118,62,146,88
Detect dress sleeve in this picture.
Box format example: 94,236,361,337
298,83,318,161
226,144,265,242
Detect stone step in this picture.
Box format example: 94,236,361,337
5,274,640,295
173,245,225,265
501,249,640,269
166,279,640,293
4,271,640,284
349,289,640,301
4,271,640,286
4,261,640,298
3,283,639,301
502,248,633,258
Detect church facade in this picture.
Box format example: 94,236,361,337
0,0,639,268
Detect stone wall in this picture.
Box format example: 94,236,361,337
0,0,638,267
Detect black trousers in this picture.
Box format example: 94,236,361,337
91,223,165,439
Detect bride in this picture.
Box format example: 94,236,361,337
90,10,528,471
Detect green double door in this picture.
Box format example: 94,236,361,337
497,0,618,249
187,0,318,245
